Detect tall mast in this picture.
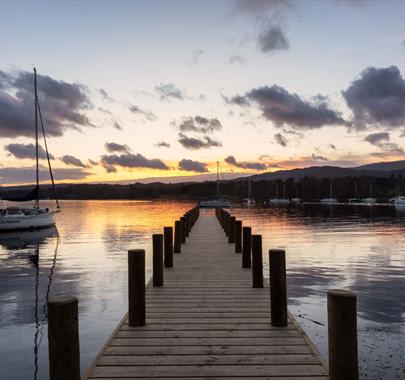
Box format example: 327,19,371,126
34,68,39,207
216,161,219,198
330,182,333,198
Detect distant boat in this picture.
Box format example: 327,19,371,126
291,187,301,204
320,182,338,204
0,68,60,231
243,179,255,206
390,196,405,206
198,161,231,208
348,182,361,203
362,182,376,205
269,182,290,205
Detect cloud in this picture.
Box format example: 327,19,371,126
236,85,345,129
228,54,247,64
101,153,169,172
178,159,209,173
105,142,130,153
311,153,328,161
258,24,289,52
155,141,171,148
364,132,403,155
342,66,405,130
225,155,267,171
178,133,222,150
128,104,157,121
222,94,250,106
187,49,204,66
402,39,405,48
274,133,288,146
329,143,337,150
60,154,86,168
113,121,122,130
5,143,55,160
0,165,90,183
0,69,92,138
98,88,113,102
231,0,296,17
175,116,222,134
155,83,185,101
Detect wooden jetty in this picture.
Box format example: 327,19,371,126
82,210,329,379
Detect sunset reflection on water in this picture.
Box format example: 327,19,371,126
0,201,403,380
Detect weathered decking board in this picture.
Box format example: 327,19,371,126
84,212,328,379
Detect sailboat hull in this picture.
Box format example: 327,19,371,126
0,211,56,231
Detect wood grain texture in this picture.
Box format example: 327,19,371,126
83,212,328,379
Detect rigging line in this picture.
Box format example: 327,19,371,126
37,101,60,209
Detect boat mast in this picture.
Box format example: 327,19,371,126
330,182,333,198
34,68,39,207
248,179,251,198
216,161,219,198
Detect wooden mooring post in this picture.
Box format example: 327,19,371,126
251,234,263,288
180,216,186,243
128,249,145,326
164,226,173,267
328,289,359,380
242,226,252,268
48,296,80,380
153,234,164,286
269,249,287,327
228,216,236,243
174,220,181,253
235,220,242,253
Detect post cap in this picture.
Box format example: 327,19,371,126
328,289,356,298
128,249,145,255
48,295,78,306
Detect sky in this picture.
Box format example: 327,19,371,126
1,0,405,185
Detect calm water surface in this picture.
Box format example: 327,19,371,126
0,200,404,380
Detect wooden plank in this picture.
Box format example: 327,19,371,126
83,213,328,379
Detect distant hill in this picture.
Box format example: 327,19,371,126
245,160,405,182
354,160,405,172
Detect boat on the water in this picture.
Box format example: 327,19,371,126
348,182,361,204
0,68,60,231
198,161,231,208
389,196,405,206
269,182,290,205
320,182,338,204
361,182,376,205
243,179,255,206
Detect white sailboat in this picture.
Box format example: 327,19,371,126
198,161,231,208
243,179,255,206
269,182,290,205
348,182,361,204
320,182,338,204
389,185,405,206
0,68,60,231
291,186,301,204
362,182,376,205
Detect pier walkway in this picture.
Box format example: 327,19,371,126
84,212,328,379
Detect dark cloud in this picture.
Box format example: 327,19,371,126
101,153,169,172
258,24,289,52
342,66,405,130
231,0,296,17
238,85,345,129
178,133,222,150
402,40,405,48
178,159,208,173
98,88,113,102
228,54,247,64
175,116,222,134
364,132,389,145
274,132,288,146
60,154,86,168
155,83,185,101
88,159,98,166
187,49,204,66
0,69,92,138
104,142,130,153
5,143,55,160
329,143,337,150
225,155,267,171
155,141,171,148
128,104,157,121
311,153,329,161
113,121,122,130
0,165,90,183
222,94,250,106
364,132,403,155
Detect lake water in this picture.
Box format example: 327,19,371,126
0,200,403,380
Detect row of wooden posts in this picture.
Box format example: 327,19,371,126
216,207,359,380
46,206,199,380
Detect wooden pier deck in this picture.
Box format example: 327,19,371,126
84,212,328,379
